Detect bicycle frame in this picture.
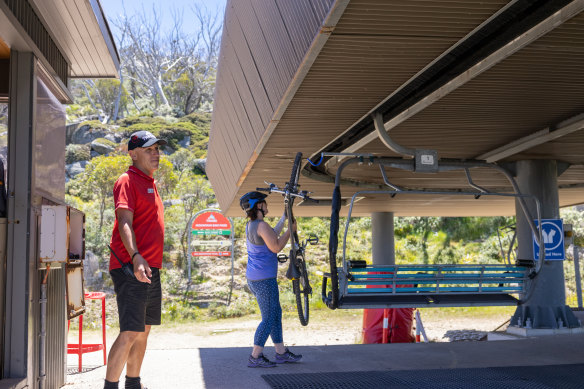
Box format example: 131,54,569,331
257,152,317,325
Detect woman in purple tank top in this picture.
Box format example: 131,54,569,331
240,191,303,368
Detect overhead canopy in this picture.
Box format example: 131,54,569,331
208,0,584,217
0,0,119,96
29,0,120,78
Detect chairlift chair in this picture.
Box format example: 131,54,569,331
320,156,544,310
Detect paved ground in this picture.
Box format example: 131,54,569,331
65,332,584,388
63,310,584,388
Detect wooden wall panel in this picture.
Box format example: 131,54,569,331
232,1,287,108
275,0,321,59
249,0,300,80
207,0,335,211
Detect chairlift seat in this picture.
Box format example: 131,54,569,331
321,156,543,310
335,263,528,309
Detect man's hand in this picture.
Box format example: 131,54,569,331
133,255,152,284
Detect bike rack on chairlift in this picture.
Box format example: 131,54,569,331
320,155,545,310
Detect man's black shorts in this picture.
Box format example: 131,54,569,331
110,267,162,332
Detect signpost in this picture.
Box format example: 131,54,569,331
187,209,235,304
532,219,565,261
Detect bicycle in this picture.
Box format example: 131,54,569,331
257,152,318,326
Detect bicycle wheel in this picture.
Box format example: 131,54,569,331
292,253,310,326
287,152,302,259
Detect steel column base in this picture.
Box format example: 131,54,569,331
511,305,581,329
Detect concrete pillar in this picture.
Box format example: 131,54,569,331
511,160,579,329
372,212,395,265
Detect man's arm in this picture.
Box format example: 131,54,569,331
117,208,152,283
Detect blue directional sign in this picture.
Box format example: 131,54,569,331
533,219,565,261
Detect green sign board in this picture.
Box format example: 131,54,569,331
191,229,231,236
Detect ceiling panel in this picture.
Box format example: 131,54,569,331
210,0,584,217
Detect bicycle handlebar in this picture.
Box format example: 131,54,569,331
256,185,316,202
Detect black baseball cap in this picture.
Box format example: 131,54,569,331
128,130,167,151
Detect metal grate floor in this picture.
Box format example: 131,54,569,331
262,364,584,389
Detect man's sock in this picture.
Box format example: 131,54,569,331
104,379,119,389
125,376,141,389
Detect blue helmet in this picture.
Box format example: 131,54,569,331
240,191,268,212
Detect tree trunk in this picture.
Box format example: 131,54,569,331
81,83,103,122
156,77,170,107
99,197,105,233
112,74,124,122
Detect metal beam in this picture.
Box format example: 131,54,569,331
4,51,35,380
477,113,584,163
339,1,584,155
373,112,415,157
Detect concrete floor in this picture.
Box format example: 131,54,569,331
198,334,584,388
63,332,584,388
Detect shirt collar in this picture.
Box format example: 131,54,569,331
128,165,154,182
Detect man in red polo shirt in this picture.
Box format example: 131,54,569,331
104,130,166,389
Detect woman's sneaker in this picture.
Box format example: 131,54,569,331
248,353,276,368
274,348,302,364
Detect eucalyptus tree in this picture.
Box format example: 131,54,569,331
113,5,222,115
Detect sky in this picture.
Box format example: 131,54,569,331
100,0,227,38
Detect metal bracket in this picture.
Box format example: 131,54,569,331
415,149,439,173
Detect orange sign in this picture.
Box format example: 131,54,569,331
191,251,231,257
191,211,231,230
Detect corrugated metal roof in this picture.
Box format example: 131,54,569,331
209,0,584,217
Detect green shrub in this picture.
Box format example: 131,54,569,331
66,144,91,164
178,112,212,128
92,137,117,148
79,120,109,131
115,115,162,127
207,297,257,319
161,299,199,322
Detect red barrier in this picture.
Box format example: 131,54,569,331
362,307,415,343
361,271,415,343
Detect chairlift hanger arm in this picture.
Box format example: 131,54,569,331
323,155,545,310
333,155,544,270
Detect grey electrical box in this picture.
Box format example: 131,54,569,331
39,205,68,262
415,149,439,173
